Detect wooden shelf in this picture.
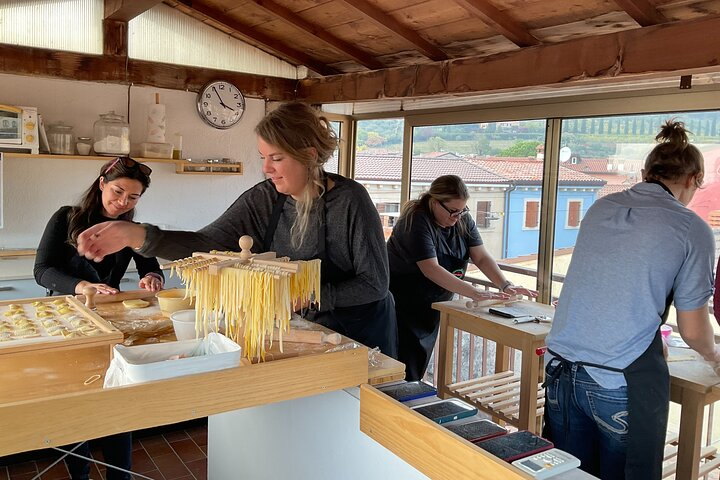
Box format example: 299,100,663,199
447,371,545,427
3,153,242,175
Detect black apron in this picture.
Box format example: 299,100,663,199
263,191,398,358
543,178,676,479
391,225,470,381
544,303,671,479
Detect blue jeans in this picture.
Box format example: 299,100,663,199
544,363,629,480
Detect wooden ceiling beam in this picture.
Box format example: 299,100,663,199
104,0,164,21
339,0,448,62
454,0,539,47
0,43,296,101
613,0,668,27
297,15,720,103
173,0,338,76
249,0,383,71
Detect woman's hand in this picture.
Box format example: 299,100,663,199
504,285,538,299
468,289,510,303
75,281,118,295
139,274,164,292
77,221,146,262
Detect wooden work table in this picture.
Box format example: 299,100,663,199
667,346,720,480
0,292,383,457
433,299,553,434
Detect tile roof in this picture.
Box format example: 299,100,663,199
562,158,610,173
354,154,508,183
333,153,605,186
469,158,605,185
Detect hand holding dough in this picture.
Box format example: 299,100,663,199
122,299,150,309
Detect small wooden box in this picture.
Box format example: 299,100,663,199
0,296,123,403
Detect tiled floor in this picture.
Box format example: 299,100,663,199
0,419,208,480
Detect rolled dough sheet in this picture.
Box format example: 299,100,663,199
122,299,150,309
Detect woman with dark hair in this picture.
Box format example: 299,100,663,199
74,102,397,357
33,157,162,480
544,120,720,479
34,156,163,296
387,174,535,381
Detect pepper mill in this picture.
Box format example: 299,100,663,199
82,286,97,310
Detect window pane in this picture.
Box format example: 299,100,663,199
325,121,341,174
410,120,547,289
555,112,720,330
354,118,404,239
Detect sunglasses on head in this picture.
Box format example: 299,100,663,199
104,157,152,177
439,201,469,218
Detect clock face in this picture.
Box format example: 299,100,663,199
197,81,245,129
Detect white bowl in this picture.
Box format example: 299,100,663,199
170,309,225,340
170,309,198,340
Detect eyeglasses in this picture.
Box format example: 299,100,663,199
104,157,152,176
439,201,469,218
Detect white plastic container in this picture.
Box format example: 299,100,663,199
170,309,225,340
103,332,241,387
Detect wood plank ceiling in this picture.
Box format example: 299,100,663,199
161,0,720,103
4,0,720,104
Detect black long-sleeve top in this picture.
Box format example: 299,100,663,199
136,175,389,312
34,206,163,295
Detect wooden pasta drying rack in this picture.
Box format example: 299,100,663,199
162,236,329,361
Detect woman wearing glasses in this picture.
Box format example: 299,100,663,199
387,175,535,381
33,157,161,480
75,102,397,358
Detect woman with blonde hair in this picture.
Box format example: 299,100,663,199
76,102,397,356
544,120,720,479
387,174,534,381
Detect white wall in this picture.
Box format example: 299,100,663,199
0,73,267,255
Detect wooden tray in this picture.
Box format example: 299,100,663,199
1,295,123,352
0,296,123,403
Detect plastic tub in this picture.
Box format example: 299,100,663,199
103,332,241,386
156,289,194,317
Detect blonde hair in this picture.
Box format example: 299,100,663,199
400,174,469,236
644,120,704,188
255,102,339,249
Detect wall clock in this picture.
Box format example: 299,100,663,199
196,80,245,129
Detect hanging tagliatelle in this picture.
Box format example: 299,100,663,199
164,243,321,361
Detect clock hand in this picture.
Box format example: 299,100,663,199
212,86,230,109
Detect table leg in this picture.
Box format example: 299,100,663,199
676,389,705,480
519,343,541,433
436,312,453,399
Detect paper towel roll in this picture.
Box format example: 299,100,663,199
147,104,166,143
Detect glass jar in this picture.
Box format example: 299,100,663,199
76,137,92,155
93,111,130,156
47,122,75,155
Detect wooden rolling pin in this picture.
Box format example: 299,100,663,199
274,328,342,345
238,327,341,345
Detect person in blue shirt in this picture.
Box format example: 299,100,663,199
387,175,535,381
544,121,720,480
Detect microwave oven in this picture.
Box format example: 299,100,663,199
0,105,39,154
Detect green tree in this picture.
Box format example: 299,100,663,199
472,138,492,155
427,136,447,152
498,140,541,157
365,131,386,147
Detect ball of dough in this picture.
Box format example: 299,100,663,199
123,299,150,309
